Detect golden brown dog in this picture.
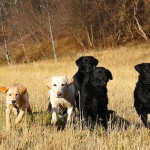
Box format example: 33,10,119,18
0,83,33,131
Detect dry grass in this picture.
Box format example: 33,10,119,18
0,44,150,150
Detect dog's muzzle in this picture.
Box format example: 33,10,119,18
100,82,107,86
57,91,62,98
12,100,17,104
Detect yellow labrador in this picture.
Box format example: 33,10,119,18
0,83,33,131
45,76,75,126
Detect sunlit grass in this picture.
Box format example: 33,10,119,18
0,44,150,149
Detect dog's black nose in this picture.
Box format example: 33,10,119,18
12,100,16,104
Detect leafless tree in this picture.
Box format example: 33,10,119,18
133,0,148,40
45,0,57,62
0,2,11,65
13,2,30,63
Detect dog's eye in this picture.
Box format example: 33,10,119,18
9,94,11,96
61,84,65,86
53,84,57,87
16,94,19,96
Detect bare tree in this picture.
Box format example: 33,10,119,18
14,2,30,63
0,2,11,65
133,0,148,40
45,0,58,62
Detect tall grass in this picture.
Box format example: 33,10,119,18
0,44,150,150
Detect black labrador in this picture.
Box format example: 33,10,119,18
81,67,113,130
134,63,150,128
73,56,98,110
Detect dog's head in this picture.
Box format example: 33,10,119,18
45,76,73,98
76,56,98,72
0,84,27,105
92,67,113,86
135,63,150,84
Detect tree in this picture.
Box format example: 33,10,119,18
0,1,12,65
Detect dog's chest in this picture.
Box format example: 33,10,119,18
54,98,72,108
138,87,150,99
137,89,150,107
84,83,106,96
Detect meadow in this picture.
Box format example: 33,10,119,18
0,44,150,150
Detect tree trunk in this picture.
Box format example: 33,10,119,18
0,4,12,65
46,0,58,62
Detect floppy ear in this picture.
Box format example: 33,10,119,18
66,78,74,86
18,86,27,94
134,63,144,73
45,77,52,89
76,57,83,68
107,69,113,80
91,56,98,67
0,87,9,93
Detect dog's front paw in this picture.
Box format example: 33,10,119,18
51,118,57,125
15,119,20,124
15,118,22,124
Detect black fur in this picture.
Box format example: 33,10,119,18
134,63,150,128
81,67,113,130
73,56,98,110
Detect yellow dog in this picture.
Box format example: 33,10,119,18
0,83,33,131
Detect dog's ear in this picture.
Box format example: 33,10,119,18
45,77,52,89
76,57,83,68
66,77,74,86
18,86,27,94
107,69,113,80
91,56,98,67
134,63,144,73
0,87,9,93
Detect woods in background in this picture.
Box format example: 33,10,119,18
0,0,150,64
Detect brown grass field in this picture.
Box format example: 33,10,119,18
0,44,150,150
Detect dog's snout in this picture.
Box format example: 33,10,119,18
57,91,62,96
103,77,108,82
12,100,17,104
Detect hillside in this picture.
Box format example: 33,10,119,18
0,0,150,65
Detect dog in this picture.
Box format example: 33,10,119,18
45,76,75,126
81,67,113,130
0,83,33,131
134,63,150,128
73,56,98,110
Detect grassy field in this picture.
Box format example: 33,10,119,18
0,44,150,150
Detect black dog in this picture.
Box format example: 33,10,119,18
73,56,98,110
81,67,113,130
134,63,150,128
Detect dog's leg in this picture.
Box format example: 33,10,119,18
15,104,27,124
27,104,34,121
100,114,108,130
12,107,19,116
51,105,58,125
136,109,148,128
141,113,148,128
66,107,73,127
6,105,13,131
102,117,108,130
15,110,25,124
